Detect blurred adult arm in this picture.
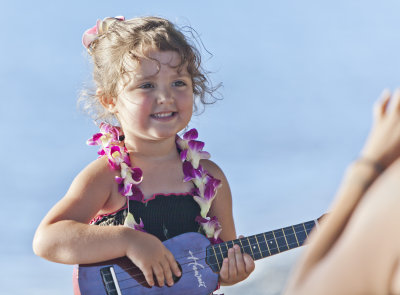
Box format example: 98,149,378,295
284,89,400,294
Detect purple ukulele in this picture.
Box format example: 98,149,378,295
74,217,321,295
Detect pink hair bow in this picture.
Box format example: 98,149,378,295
82,16,125,49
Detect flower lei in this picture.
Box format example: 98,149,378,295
87,123,223,244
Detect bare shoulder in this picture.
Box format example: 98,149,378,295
75,156,118,187
42,156,120,225
64,156,118,202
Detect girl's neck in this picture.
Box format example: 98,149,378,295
123,135,179,162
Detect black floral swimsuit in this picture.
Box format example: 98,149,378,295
91,193,202,241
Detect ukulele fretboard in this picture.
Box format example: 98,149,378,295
206,219,317,272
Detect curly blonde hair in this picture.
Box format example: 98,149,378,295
79,16,220,124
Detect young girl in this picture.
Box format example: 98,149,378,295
32,15,254,293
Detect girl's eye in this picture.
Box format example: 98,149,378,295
172,80,186,87
139,83,154,89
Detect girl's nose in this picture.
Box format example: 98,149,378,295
156,89,174,104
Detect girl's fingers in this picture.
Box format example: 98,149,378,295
234,244,246,274
220,257,229,280
152,264,165,287
142,266,155,287
160,259,174,286
228,247,237,279
243,253,255,273
166,251,181,278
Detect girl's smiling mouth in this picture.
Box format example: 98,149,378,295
150,111,177,120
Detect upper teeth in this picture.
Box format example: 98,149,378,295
154,112,173,118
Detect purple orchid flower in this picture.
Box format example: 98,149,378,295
100,123,120,139
118,182,133,197
124,212,145,232
106,145,123,169
128,184,144,202
176,128,198,151
117,163,143,197
183,128,198,140
86,132,103,146
183,160,222,217
182,161,199,182
204,177,222,200
195,216,222,240
190,165,221,199
121,163,143,184
209,236,224,245
177,129,210,168
192,176,221,218
193,195,213,218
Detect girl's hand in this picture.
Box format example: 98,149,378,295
125,230,181,287
219,235,255,286
361,89,400,168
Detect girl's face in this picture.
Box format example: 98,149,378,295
114,50,194,144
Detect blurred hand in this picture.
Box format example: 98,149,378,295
361,89,400,168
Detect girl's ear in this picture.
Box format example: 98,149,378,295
97,89,117,113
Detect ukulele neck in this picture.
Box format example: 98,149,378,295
206,219,318,272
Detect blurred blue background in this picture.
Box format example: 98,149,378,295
2,0,400,294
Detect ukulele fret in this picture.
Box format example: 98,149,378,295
302,223,308,237
246,237,255,259
216,244,224,268
247,235,263,260
262,232,272,256
281,228,290,249
238,237,253,259
293,223,308,245
264,231,279,255
292,225,300,247
238,238,245,253
304,221,315,236
220,242,229,259
211,245,221,271
283,226,298,249
254,235,264,258
226,240,234,249
272,230,281,252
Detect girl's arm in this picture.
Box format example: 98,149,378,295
203,160,255,286
33,157,180,287
285,89,400,293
